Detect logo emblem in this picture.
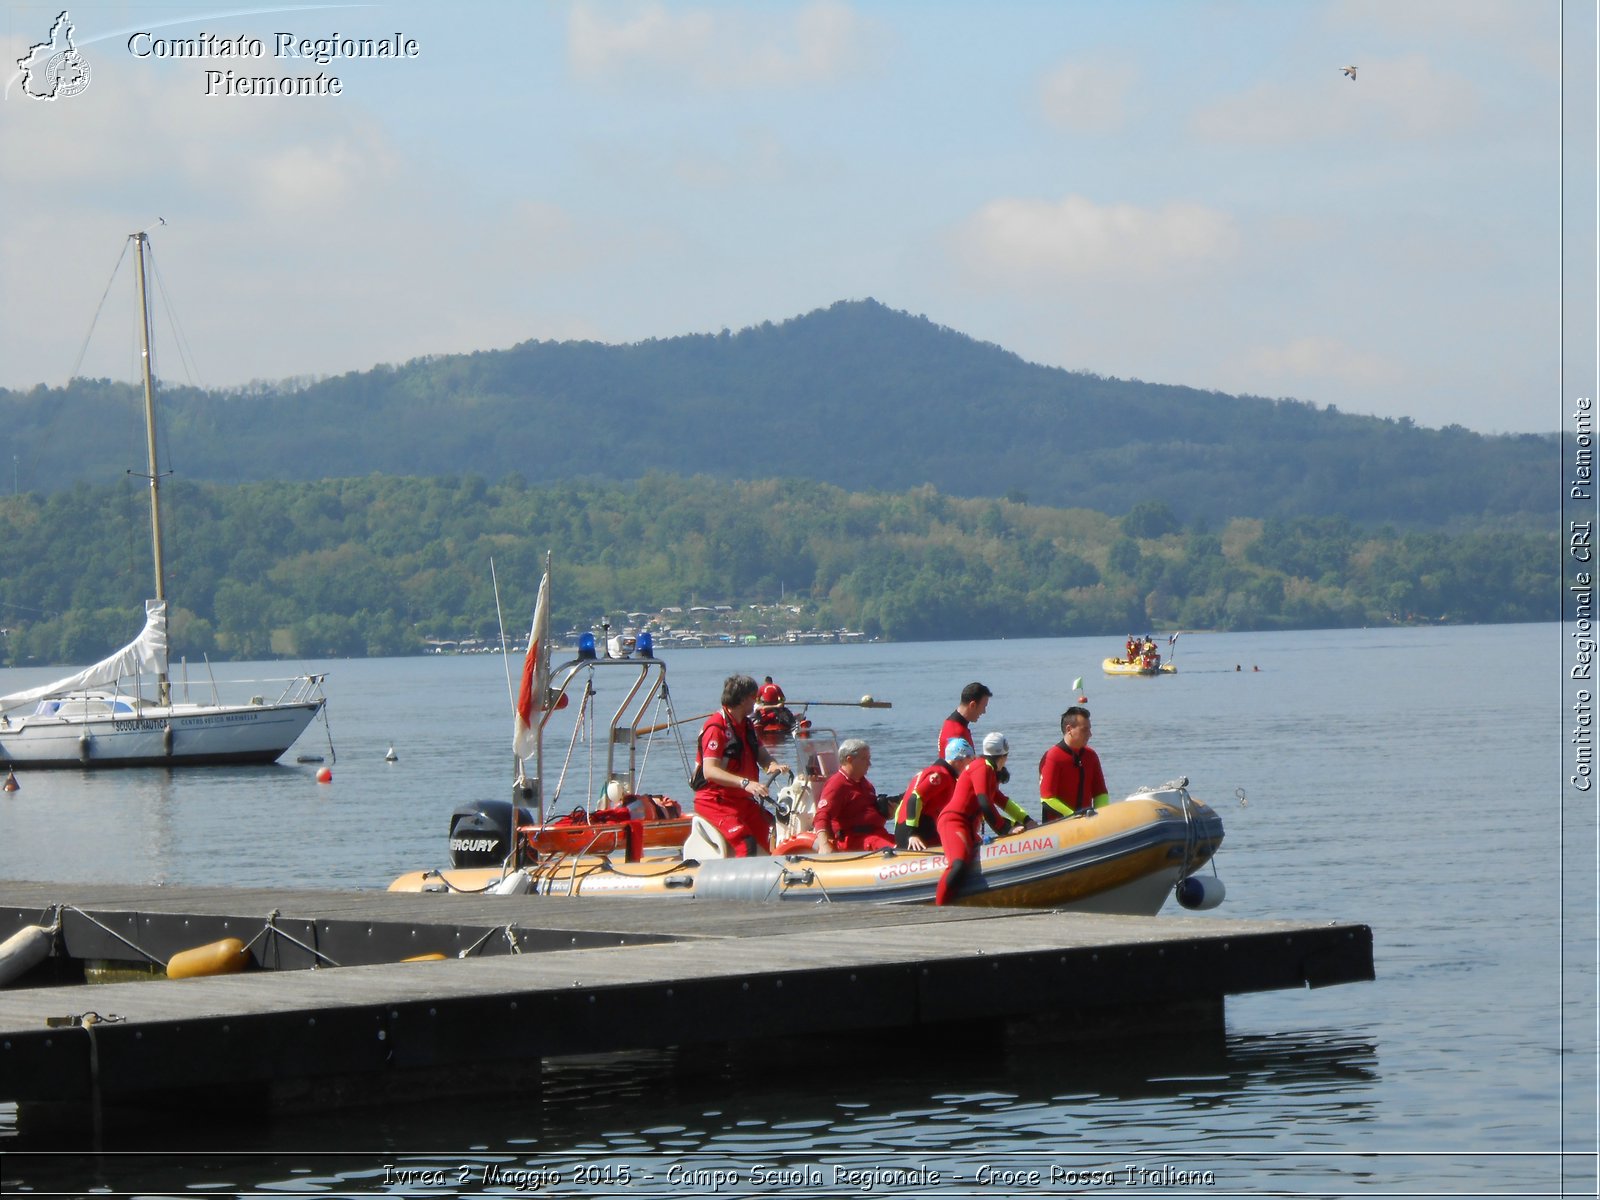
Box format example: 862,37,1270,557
17,11,91,100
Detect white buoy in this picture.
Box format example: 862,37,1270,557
385,745,398,762
1176,875,1226,910
0,924,53,987
492,869,533,895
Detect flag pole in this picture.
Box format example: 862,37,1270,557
534,551,549,828
512,551,553,857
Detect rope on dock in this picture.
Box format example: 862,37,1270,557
42,1011,123,1151
60,905,165,966
243,909,341,969
459,924,522,958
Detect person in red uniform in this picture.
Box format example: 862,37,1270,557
811,739,892,853
936,682,991,757
935,731,1034,906
692,674,794,856
752,678,797,743
894,737,975,850
1039,706,1110,820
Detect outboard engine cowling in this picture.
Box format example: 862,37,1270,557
448,800,535,868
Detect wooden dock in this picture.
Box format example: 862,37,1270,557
0,881,1373,1126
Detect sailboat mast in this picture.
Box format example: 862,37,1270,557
132,232,170,703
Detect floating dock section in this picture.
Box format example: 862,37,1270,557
0,881,1373,1125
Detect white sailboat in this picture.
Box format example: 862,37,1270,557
0,232,325,768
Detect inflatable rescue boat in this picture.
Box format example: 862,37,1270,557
391,782,1225,913
1102,656,1176,676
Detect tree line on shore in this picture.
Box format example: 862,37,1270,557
2,300,1554,531
0,473,1553,666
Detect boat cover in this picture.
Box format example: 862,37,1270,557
0,599,166,709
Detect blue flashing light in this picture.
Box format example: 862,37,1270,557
636,631,654,657
577,631,597,660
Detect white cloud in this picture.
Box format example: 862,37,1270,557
955,193,1240,282
1190,53,1479,143
669,127,793,188
567,0,875,89
1328,0,1551,48
1038,59,1136,133
1239,335,1405,391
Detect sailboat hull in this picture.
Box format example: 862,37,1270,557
0,699,323,768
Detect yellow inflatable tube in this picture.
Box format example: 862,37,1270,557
167,936,250,979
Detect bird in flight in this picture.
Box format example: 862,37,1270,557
1341,65,1358,80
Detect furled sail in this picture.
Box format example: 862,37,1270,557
0,600,167,709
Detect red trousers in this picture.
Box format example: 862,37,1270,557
693,790,773,857
934,816,977,906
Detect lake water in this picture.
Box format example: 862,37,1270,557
1,623,1594,1197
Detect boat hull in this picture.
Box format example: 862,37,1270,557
391,793,1224,915
0,700,324,768
1102,657,1175,676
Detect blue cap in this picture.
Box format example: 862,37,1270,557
944,738,975,761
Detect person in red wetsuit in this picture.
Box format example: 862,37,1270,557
811,738,892,853
1039,706,1110,820
935,731,1035,906
752,678,797,743
894,738,975,850
936,682,991,757
693,674,794,856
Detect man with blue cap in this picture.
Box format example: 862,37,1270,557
894,736,975,850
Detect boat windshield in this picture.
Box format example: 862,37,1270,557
31,696,136,717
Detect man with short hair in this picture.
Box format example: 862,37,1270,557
1039,706,1110,820
693,674,794,856
812,739,891,853
937,682,992,756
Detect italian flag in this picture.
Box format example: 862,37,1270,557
513,566,550,761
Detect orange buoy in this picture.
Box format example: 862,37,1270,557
3,767,18,792
167,936,250,979
316,767,333,783
402,952,448,962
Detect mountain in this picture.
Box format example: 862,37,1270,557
2,299,1552,529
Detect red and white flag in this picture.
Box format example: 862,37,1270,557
513,567,550,761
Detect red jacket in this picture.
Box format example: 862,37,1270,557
814,771,888,849
694,709,760,806
938,757,1014,839
1039,741,1108,817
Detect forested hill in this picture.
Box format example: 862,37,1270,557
3,299,1551,529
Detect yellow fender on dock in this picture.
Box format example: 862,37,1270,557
167,936,250,979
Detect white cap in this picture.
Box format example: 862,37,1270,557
982,731,1010,757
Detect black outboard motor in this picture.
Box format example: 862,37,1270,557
448,799,535,868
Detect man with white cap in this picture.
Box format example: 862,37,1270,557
934,731,1035,905
894,737,975,850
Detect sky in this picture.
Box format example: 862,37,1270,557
2,1,1593,435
